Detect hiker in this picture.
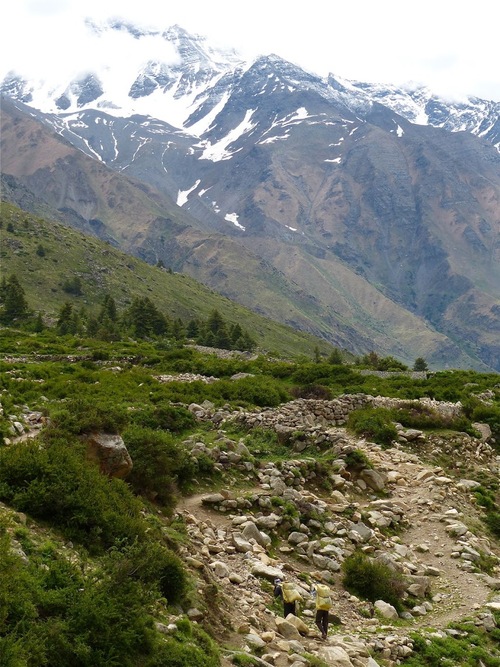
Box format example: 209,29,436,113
311,583,333,640
274,578,302,617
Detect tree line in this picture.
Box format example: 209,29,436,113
0,274,257,352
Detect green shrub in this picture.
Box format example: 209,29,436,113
146,624,220,667
132,403,195,433
91,349,110,361
106,539,188,606
231,654,261,666
343,449,372,471
0,526,39,633
193,451,216,476
0,516,202,666
485,511,500,538
470,404,500,447
0,524,164,667
174,618,192,636
217,376,290,407
0,439,145,552
347,407,398,447
290,384,333,399
50,397,129,435
404,629,500,667
270,496,299,520
243,428,280,453
342,551,406,612
290,362,359,387
390,402,445,429
390,402,476,434
157,550,187,604
474,486,497,511
122,425,195,506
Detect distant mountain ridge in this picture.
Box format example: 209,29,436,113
1,20,500,371
2,22,499,147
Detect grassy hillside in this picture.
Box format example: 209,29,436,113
0,201,337,358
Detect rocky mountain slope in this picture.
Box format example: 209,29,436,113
2,21,500,372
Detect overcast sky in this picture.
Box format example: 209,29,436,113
1,0,499,102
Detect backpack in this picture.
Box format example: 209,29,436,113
282,582,301,603
316,584,332,611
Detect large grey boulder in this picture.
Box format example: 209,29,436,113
84,432,132,478
242,521,272,547
374,600,399,619
250,562,283,581
359,468,387,491
274,617,302,640
317,646,357,666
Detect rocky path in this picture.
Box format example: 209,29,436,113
174,423,500,667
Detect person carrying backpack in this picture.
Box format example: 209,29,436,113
311,583,333,640
274,578,302,617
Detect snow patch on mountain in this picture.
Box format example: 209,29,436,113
199,109,256,161
225,213,245,231
177,180,201,206
188,90,231,137
259,133,290,144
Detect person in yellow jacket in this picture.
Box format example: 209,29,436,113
274,578,302,617
311,583,333,640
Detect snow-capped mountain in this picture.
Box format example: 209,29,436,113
1,22,247,130
2,20,499,149
2,20,500,372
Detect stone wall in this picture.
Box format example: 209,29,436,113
232,394,463,431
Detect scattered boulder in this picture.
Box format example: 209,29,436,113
84,432,132,478
374,600,399,620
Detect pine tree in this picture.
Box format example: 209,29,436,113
33,312,44,332
86,316,99,337
203,331,216,348
362,351,380,369
229,323,243,348
328,348,343,365
171,318,185,341
0,274,29,323
413,357,429,372
238,331,256,352
57,302,74,335
124,297,167,338
206,309,225,334
215,326,231,350
98,294,117,323
186,319,200,339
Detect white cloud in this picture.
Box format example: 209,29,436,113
1,0,499,101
